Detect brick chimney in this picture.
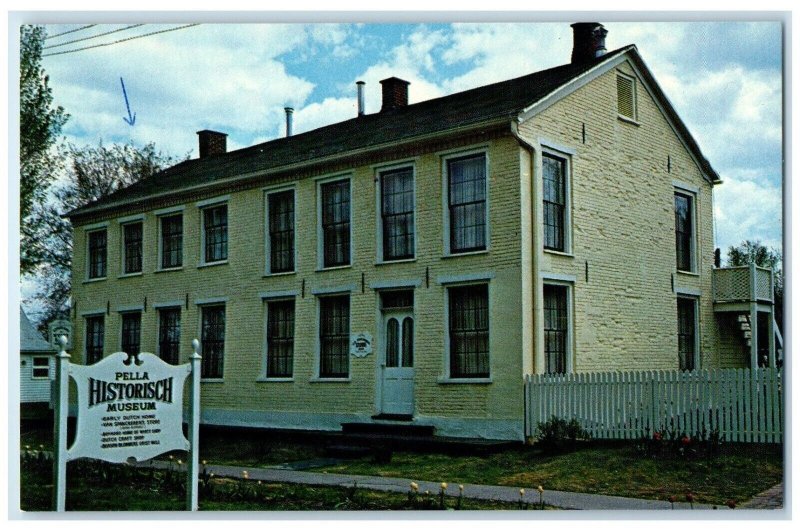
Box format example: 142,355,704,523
197,130,227,158
379,77,410,112
570,22,608,63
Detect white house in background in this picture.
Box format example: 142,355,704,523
20,309,55,416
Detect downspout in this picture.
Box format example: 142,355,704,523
512,122,545,376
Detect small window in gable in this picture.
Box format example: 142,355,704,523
617,73,637,121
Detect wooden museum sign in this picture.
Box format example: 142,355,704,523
51,337,202,511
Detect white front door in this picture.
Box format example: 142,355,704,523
381,311,414,415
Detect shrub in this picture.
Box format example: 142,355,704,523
535,416,590,454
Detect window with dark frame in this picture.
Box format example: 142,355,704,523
123,222,143,274
448,154,487,253
266,299,295,378
319,295,349,378
203,204,228,263
380,167,415,261
677,298,696,371
88,229,107,279
268,190,295,273
543,154,567,252
158,308,181,365
201,305,225,378
121,312,141,357
543,284,569,374
675,192,694,271
321,179,350,268
32,357,50,379
448,284,489,378
85,315,104,364
160,214,183,269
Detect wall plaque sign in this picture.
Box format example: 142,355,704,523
350,332,373,357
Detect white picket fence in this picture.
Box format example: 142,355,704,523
524,368,783,443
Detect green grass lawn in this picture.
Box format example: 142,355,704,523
20,423,782,508
19,458,531,512
312,443,782,506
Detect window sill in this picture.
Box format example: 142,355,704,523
257,377,294,383
156,266,184,273
544,249,574,258
442,249,489,259
315,265,352,273
375,258,417,266
201,378,225,383
676,270,700,277
617,115,641,126
198,260,228,269
309,377,351,383
263,271,296,278
117,272,143,279
83,277,107,284
437,377,492,385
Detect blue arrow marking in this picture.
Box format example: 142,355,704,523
120,77,136,126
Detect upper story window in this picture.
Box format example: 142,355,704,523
120,312,141,357
158,307,181,365
85,315,104,364
122,222,143,274
543,153,569,252
674,191,695,272
318,295,349,378
319,178,351,268
160,213,183,269
379,167,415,261
448,284,489,378
87,229,107,279
202,204,228,264
447,153,487,254
267,189,295,274
201,305,225,379
617,72,637,121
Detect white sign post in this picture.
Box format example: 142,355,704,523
52,336,202,511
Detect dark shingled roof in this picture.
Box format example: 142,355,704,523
20,309,53,353
72,45,716,219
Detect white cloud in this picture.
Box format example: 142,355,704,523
714,173,783,253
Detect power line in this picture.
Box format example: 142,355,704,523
42,24,201,58
43,24,145,50
44,24,97,40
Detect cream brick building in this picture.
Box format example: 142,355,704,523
67,24,774,441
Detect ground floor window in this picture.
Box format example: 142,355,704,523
677,297,697,371
201,305,226,378
543,284,569,374
266,299,295,378
121,312,141,357
448,284,489,378
85,315,104,364
158,308,181,364
319,295,349,378
32,357,50,379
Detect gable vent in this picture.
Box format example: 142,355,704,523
616,74,636,120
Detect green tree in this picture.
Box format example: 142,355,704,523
29,141,183,327
726,240,783,333
20,25,69,274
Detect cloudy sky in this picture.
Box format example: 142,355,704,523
37,20,783,255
